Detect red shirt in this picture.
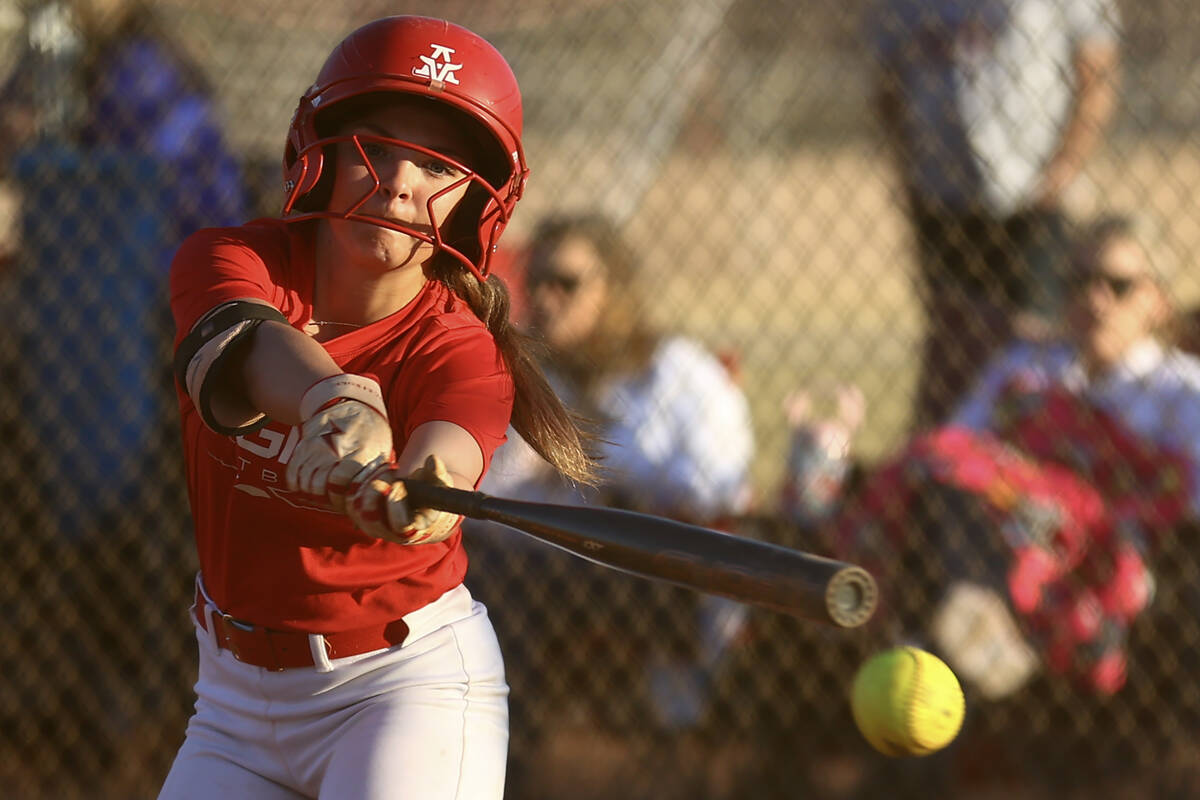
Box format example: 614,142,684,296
169,218,514,632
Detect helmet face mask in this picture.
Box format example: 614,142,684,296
281,16,528,281
287,127,509,277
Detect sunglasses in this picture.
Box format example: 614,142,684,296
527,272,583,294
1070,272,1143,299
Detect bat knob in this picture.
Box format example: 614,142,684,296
826,566,878,628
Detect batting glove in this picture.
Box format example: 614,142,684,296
286,374,394,511
346,454,462,545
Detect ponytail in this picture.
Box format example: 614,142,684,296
434,264,598,486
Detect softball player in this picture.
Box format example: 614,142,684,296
159,16,594,799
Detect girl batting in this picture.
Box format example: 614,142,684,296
160,16,592,799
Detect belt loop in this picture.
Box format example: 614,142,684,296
194,573,222,649
207,608,221,649
195,576,243,658
203,603,221,650
309,634,334,673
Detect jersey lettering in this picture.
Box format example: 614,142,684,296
207,449,252,474
278,427,300,464
237,425,300,463
237,427,285,459
222,429,336,512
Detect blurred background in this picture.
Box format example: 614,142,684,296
0,0,1198,797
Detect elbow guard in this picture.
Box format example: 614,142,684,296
174,300,289,436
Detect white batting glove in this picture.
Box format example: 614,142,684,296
346,455,462,545
286,374,394,511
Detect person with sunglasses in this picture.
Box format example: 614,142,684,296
471,212,754,797
484,212,754,522
953,213,1200,446
160,16,597,799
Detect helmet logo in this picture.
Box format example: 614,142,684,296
413,44,462,86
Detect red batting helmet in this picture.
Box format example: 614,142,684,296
282,15,529,281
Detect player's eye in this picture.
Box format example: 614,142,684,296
360,141,389,161
423,158,463,179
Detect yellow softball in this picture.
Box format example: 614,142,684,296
850,646,965,757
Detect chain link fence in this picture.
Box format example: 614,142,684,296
0,0,1198,797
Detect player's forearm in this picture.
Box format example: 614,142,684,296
237,320,344,426
201,319,343,429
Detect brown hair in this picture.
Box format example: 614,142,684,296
1069,214,1139,278
431,260,598,486
524,213,661,396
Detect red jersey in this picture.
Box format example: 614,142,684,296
169,218,514,632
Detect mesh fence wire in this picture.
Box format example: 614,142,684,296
1,0,1199,797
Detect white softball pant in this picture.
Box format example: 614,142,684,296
158,584,509,800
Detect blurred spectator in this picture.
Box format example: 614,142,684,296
870,0,1121,428
468,213,754,798
484,213,753,516
1,0,243,220
0,0,245,528
833,213,1200,703
0,0,244,786
954,214,1199,465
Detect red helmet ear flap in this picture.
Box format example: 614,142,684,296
282,93,325,213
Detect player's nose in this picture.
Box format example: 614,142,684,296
378,159,420,201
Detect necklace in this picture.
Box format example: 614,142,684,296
305,319,365,338
307,320,364,329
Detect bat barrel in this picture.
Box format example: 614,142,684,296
403,481,877,628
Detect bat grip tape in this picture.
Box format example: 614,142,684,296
403,481,488,519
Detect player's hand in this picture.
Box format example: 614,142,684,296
346,455,462,545
286,374,394,511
